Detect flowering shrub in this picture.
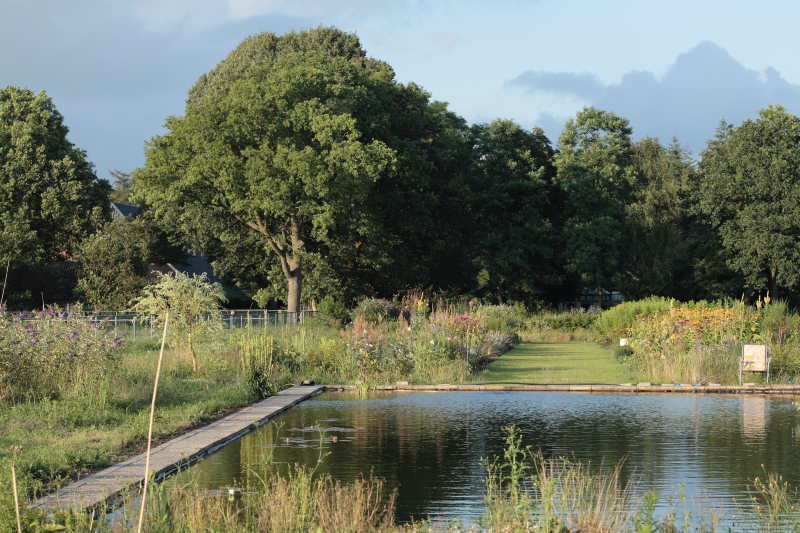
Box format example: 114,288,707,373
618,299,768,383
342,316,414,379
0,306,121,404
335,305,522,382
351,298,400,324
593,296,673,342
628,304,754,355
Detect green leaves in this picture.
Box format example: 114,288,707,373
555,108,634,297
698,105,800,295
0,86,109,265
135,30,402,311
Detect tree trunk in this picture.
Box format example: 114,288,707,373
768,266,779,300
286,272,302,314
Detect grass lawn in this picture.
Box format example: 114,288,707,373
476,342,636,384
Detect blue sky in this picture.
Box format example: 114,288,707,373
3,0,800,180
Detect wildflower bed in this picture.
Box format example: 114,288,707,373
0,300,525,531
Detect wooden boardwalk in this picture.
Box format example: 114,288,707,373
31,385,324,514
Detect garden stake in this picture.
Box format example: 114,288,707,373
0,260,8,306
11,463,21,533
136,312,170,533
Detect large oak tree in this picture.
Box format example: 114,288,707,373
135,32,401,312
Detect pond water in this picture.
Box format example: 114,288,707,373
178,391,800,527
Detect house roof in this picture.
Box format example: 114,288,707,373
167,254,250,303
111,202,140,219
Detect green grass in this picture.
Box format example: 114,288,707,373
0,335,258,525
476,342,636,384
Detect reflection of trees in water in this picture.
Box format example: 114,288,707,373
184,392,800,523
697,396,799,487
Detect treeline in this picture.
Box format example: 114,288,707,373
2,27,799,310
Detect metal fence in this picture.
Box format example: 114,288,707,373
17,309,316,341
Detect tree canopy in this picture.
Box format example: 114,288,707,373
698,106,800,296
13,27,800,310
466,120,560,304
135,31,401,312
555,108,635,305
0,87,109,265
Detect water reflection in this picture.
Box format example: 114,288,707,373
177,391,800,526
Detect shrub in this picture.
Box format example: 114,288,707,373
593,296,673,341
75,219,155,309
528,309,599,332
0,306,120,404
132,271,227,372
351,298,400,324
483,331,520,357
317,295,350,323
474,303,528,332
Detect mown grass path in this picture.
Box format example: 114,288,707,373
476,342,635,384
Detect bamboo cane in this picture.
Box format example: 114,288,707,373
11,463,21,533
136,312,170,533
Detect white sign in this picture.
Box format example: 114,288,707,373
742,345,770,372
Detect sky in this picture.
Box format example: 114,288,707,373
4,0,800,181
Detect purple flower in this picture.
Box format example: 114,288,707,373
66,352,78,358
30,339,38,345
24,328,35,333
68,331,78,339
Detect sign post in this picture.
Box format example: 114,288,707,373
740,344,771,384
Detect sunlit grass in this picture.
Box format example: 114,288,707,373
476,342,636,384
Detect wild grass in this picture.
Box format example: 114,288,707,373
482,426,800,533
0,301,525,531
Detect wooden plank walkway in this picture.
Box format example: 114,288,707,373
31,384,324,514
329,383,800,394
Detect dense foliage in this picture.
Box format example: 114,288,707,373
6,27,800,310
0,87,109,266
75,219,155,309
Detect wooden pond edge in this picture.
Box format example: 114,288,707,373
30,384,325,514
325,383,800,394
31,381,800,514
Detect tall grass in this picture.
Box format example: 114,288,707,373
483,426,800,532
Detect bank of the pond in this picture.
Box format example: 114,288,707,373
30,385,324,514
477,341,636,384
0,337,259,529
